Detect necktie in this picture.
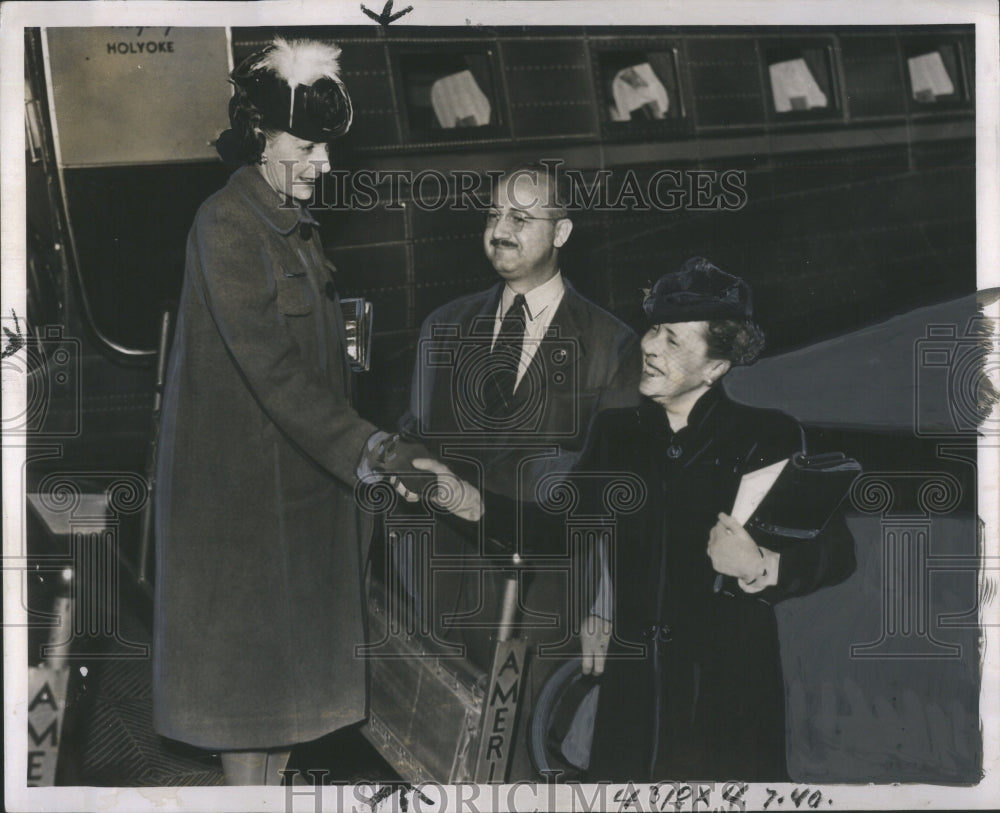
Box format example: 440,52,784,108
484,294,527,416
495,294,527,357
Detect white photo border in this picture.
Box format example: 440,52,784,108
3,1,998,811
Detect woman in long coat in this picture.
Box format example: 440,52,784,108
582,258,856,781
153,37,478,785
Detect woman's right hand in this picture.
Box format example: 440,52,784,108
410,458,483,522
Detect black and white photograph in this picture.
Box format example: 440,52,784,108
2,1,998,811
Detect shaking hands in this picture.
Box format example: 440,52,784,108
360,431,483,522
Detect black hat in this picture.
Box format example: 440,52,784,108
230,37,353,142
643,257,753,323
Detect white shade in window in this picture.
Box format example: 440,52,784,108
430,69,492,128
609,63,669,121
769,57,828,112
908,52,955,102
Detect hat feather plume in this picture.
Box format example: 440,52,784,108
257,36,343,89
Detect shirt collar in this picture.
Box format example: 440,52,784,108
228,165,319,236
500,271,565,321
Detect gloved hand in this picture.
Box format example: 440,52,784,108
580,614,612,676
358,431,433,501
411,458,483,522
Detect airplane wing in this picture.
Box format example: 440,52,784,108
724,290,999,434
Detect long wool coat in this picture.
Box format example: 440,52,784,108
586,386,856,782
153,166,378,750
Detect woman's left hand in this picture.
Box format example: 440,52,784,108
707,512,766,579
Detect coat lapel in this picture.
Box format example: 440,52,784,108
524,279,589,385
467,283,503,338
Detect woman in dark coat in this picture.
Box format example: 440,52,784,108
581,258,856,781
153,37,479,785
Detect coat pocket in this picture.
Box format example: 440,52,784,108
275,270,312,316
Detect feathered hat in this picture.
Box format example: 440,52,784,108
231,36,353,142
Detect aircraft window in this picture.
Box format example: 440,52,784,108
764,45,838,117
430,70,491,128
598,50,683,123
609,63,668,120
398,50,500,135
904,42,966,105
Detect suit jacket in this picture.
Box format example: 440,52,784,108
392,279,641,779
392,275,640,681
400,279,642,508
153,166,377,749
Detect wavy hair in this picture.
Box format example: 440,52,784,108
705,319,766,366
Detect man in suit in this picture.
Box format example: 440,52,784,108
398,163,641,779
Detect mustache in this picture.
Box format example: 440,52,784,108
490,238,518,249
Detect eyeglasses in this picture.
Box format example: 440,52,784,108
484,209,565,233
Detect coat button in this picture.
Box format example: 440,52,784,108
325,281,337,300
666,445,682,459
